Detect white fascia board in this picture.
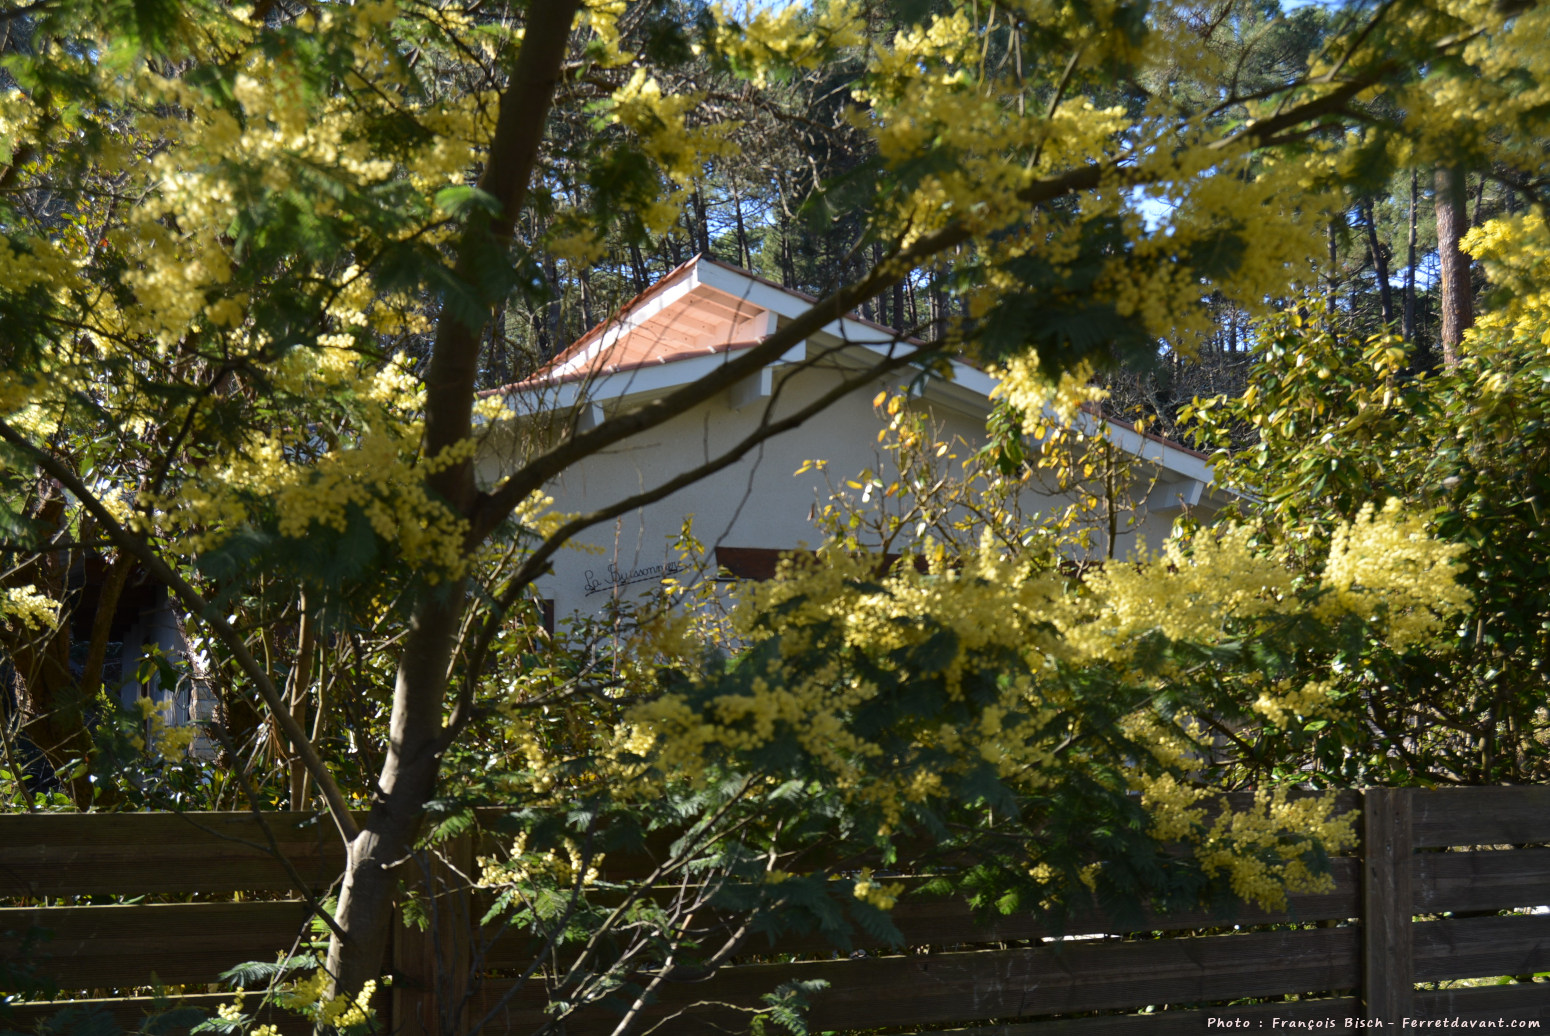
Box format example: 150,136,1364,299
505,348,787,418
1098,419,1214,484
808,314,993,417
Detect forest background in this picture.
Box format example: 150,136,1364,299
2,0,1549,1033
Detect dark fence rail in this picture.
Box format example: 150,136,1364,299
3,788,1549,1035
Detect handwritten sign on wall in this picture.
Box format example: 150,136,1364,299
583,561,688,597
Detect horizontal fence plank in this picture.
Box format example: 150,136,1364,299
480,859,1362,970
1415,983,1550,1021
911,998,1361,1035
0,990,381,1036
1414,914,1550,983
1,901,315,990
1412,788,1550,848
0,813,347,898
1416,848,1550,914
1,799,1357,900
503,792,1365,885
477,926,1360,1035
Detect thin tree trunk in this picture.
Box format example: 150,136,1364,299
1,489,96,807
579,267,595,331
731,180,750,271
323,0,583,1005
1403,170,1418,341
286,592,316,809
692,188,711,256
869,242,884,323
777,182,795,287
543,255,562,357
1434,164,1473,367
628,240,648,293
326,583,466,1000
1326,218,1339,313
931,275,947,342
780,226,794,287
1362,199,1394,326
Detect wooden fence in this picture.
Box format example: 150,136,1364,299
3,787,1550,1035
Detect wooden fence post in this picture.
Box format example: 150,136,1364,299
1362,787,1414,1024
392,833,475,1036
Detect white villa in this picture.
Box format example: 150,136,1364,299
483,257,1222,629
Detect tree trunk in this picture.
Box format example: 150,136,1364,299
321,0,583,1006
1362,199,1394,326
579,267,595,332
692,188,711,256
1434,164,1473,367
325,584,466,999
1403,170,1418,342
731,180,750,271
2,489,97,807
542,255,562,358
931,275,947,343
1326,218,1339,313
628,240,647,293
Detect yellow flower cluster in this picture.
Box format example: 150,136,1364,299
1318,500,1470,645
608,69,734,190
1064,526,1294,663
214,996,244,1023
279,968,376,1030
604,483,1464,895
704,2,866,89
1194,788,1358,910
479,832,602,888
1464,212,1550,349
129,697,197,762
990,355,1108,424
852,868,905,911
1,585,60,631
1251,679,1336,729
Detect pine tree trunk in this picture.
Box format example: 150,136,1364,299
1403,171,1418,342
732,180,750,271
1362,199,1394,325
1326,219,1339,313
628,241,647,293
692,188,711,256
931,276,947,342
1434,164,1473,368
